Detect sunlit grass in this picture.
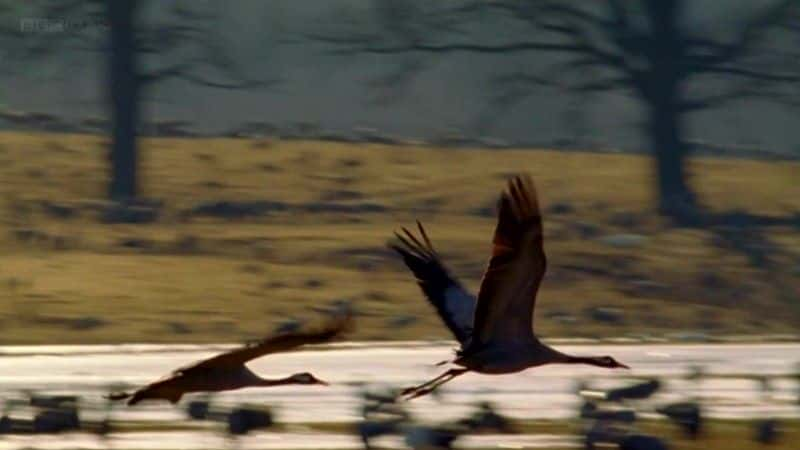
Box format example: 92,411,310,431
0,131,797,344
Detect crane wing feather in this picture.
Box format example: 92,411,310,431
178,313,352,371
471,174,547,348
390,221,475,344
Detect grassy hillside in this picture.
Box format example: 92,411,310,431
0,131,797,344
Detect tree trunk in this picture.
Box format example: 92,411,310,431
107,0,140,202
648,99,698,220
643,0,700,223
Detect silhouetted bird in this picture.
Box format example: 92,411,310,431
0,406,12,434
0,398,26,434
656,401,702,438
360,386,408,421
795,362,800,405
404,424,459,450
580,402,637,423
29,394,79,409
227,405,273,435
357,385,411,449
606,379,661,402
25,393,81,433
619,434,670,450
357,418,405,450
457,401,513,433
33,406,80,433
391,174,628,399
108,313,350,405
754,418,780,445
186,399,211,421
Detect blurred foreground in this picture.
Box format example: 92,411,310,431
1,342,799,449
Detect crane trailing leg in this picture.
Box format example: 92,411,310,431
400,368,468,400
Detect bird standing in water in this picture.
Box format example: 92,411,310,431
391,174,628,400
109,313,350,405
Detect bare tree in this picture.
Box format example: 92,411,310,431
307,0,799,222
3,0,275,204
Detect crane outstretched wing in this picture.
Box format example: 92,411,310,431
182,312,352,371
471,174,547,347
390,221,475,344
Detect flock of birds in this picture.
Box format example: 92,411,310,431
2,368,798,449
105,174,629,406
2,173,797,449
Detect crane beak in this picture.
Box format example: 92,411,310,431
618,363,631,370
316,378,330,386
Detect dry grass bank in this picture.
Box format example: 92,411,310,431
0,132,797,344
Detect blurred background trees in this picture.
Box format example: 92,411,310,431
307,0,800,222
2,0,274,203
0,0,797,347
0,0,796,218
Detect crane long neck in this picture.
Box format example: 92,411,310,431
564,355,605,367
255,376,296,387
537,345,601,367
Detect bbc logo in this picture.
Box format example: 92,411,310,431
20,18,64,33
20,17,109,33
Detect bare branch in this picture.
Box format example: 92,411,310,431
172,72,280,90
572,77,633,93
490,0,612,29
138,60,194,86
319,40,589,55
697,66,800,83
139,54,280,89
306,0,798,120
681,80,789,112
495,71,554,85
688,0,795,67
135,23,197,54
